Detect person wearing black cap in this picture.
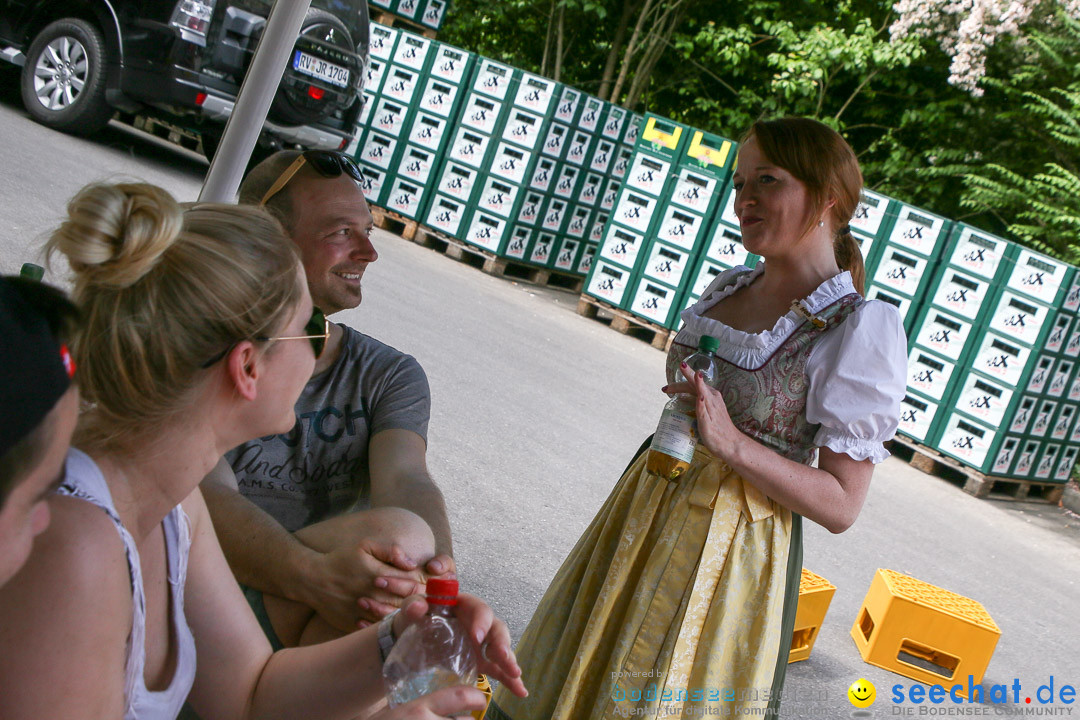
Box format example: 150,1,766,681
0,276,79,587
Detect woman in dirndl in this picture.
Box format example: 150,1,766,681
490,117,908,719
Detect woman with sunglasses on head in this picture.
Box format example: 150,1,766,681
0,182,526,720
490,118,906,720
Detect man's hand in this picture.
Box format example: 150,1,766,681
303,539,427,633
424,554,456,580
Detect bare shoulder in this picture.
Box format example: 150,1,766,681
0,494,131,718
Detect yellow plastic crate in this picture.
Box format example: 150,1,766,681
789,568,836,663
850,569,1001,696
474,674,492,720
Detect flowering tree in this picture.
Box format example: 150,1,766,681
890,0,1080,96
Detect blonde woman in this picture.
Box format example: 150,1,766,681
0,182,526,720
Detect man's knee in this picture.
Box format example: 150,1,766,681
363,507,436,562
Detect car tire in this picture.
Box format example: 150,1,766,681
20,19,113,136
268,8,354,127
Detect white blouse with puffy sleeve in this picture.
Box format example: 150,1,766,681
678,263,908,464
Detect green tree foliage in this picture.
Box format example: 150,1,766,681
939,13,1080,262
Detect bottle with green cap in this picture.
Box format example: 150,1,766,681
20,263,44,282
646,334,720,481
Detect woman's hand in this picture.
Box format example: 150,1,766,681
391,593,528,699
370,685,488,720
663,363,743,460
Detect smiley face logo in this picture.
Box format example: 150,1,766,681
848,678,876,708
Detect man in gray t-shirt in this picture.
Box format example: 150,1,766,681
201,150,454,649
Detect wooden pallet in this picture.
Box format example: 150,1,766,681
371,206,418,242
411,226,585,292
888,435,1066,503
576,294,674,351
372,10,437,38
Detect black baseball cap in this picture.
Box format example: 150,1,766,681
0,277,78,458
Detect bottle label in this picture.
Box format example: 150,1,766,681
650,407,697,463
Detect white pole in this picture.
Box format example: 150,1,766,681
199,0,313,202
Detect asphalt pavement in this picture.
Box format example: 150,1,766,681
1,77,1077,719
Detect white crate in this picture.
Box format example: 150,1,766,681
424,195,466,237
435,161,479,202
913,310,973,363
987,291,1052,347
501,108,545,151
898,394,941,443
472,59,514,100
397,145,435,185
629,278,679,326
465,211,508,252
625,153,672,197
407,112,448,151
953,373,1014,427
947,226,1010,281
416,78,460,118
1007,248,1070,305
385,178,423,218
906,350,956,402
371,97,408,137
447,128,491,170
429,43,469,83
872,246,931,298
504,226,531,261
655,206,706,252
382,66,420,105
391,33,432,71
936,413,997,468
529,157,557,194
611,189,660,235
461,93,503,134
850,188,889,238
930,268,993,321
513,72,556,115
970,332,1032,388
669,167,719,215
476,176,521,219
599,224,644,269
553,87,581,124
887,204,948,257
489,142,532,185
704,224,752,267
359,132,399,170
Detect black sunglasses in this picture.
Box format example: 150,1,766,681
201,307,330,369
260,151,364,205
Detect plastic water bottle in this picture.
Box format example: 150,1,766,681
382,578,478,707
645,335,720,481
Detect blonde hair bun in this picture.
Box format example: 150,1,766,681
50,182,183,290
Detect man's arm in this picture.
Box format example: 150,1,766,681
201,458,423,633
201,458,318,597
368,428,454,565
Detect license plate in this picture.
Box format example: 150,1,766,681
292,50,349,88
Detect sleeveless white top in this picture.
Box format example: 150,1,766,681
59,448,197,720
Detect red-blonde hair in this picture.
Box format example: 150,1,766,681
741,117,866,294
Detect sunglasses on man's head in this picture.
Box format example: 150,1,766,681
260,150,365,206
200,307,330,369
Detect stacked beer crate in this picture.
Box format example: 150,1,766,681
504,97,642,278
584,114,738,327
902,226,1080,484
368,0,451,34
351,26,474,220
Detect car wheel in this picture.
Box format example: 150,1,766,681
20,19,113,135
268,8,355,127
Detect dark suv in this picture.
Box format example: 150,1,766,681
0,0,369,156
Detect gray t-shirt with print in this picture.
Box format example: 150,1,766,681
226,324,430,533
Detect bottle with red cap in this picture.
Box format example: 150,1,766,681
382,577,479,707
